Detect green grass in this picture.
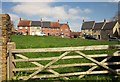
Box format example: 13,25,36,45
11,35,119,49
11,35,120,81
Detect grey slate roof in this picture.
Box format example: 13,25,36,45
42,21,51,27
31,21,41,27
103,21,117,30
81,21,95,30
94,22,104,30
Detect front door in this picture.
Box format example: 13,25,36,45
98,35,100,39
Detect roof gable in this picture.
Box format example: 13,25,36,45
94,22,104,30
103,21,117,30
81,21,95,30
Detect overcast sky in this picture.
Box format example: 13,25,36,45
1,0,119,31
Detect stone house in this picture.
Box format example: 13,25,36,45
101,21,119,40
81,20,95,36
92,22,105,40
81,19,120,40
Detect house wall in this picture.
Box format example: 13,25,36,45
30,27,42,35
92,30,101,39
42,27,60,36
100,30,113,40
17,27,30,35
113,22,120,37
81,29,93,35
60,24,70,38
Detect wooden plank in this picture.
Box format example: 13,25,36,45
18,69,120,79
16,54,69,80
12,45,109,53
13,53,120,62
79,56,111,79
13,62,120,71
75,51,119,75
26,51,70,80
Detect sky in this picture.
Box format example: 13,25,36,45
1,0,119,32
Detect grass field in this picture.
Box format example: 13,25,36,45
11,35,119,49
11,35,120,81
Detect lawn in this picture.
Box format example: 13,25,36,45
11,35,119,49
11,35,120,81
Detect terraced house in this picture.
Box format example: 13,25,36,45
17,18,70,38
81,19,120,40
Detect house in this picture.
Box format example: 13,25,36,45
60,23,71,38
81,19,120,40
92,21,105,40
42,21,60,36
30,21,42,36
101,21,119,40
17,18,31,35
17,18,71,37
81,20,95,36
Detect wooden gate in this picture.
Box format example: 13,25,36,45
7,43,120,80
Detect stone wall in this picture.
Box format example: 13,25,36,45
0,14,12,82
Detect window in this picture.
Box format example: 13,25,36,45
25,27,28,29
37,27,40,29
19,27,22,29
56,32,59,36
56,28,59,30
65,29,68,32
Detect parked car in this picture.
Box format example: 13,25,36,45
84,35,96,40
109,37,120,41
37,33,47,36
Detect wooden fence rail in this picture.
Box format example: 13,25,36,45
7,44,120,80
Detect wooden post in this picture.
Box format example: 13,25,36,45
0,14,12,81
7,42,16,80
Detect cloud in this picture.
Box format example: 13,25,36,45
11,2,92,31
12,2,92,20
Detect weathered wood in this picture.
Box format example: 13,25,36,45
7,42,16,80
75,51,119,75
79,56,111,79
13,53,120,62
18,69,120,79
13,62,120,71
16,54,69,80
12,45,110,53
26,51,70,80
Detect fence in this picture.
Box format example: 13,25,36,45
7,43,120,80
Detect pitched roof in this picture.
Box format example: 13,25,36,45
31,21,41,27
94,22,104,30
81,21,95,30
103,21,117,30
42,21,51,27
50,22,60,28
18,20,31,27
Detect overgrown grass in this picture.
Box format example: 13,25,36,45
11,35,120,81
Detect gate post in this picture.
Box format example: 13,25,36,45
0,14,12,82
